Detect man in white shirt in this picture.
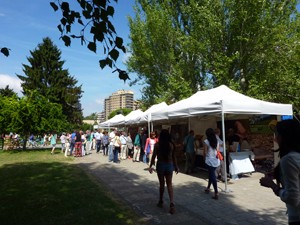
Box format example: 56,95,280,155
120,131,128,160
94,129,102,153
108,129,116,162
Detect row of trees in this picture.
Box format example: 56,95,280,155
126,0,300,112
0,89,68,149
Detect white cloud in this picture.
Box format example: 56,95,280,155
122,52,132,64
95,97,105,105
0,74,23,95
0,13,5,17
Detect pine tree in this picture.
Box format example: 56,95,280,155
17,37,83,124
0,85,16,97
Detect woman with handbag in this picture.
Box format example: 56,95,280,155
113,131,121,163
215,128,227,182
203,128,220,200
144,131,158,165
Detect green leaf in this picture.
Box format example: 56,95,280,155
100,8,108,22
60,18,67,26
57,24,63,33
86,2,93,12
121,46,126,53
91,22,105,42
79,0,86,9
107,21,116,33
61,2,70,12
66,24,71,33
109,48,119,61
82,10,92,19
74,12,81,18
1,48,10,57
118,70,130,82
99,58,113,69
50,2,59,11
98,21,107,33
87,42,97,53
61,35,71,46
99,59,107,69
107,6,114,16
107,58,113,68
115,36,123,48
93,0,105,7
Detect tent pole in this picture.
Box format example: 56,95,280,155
148,114,151,137
221,100,231,193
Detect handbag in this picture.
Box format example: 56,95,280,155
146,144,151,154
216,143,223,161
217,150,223,161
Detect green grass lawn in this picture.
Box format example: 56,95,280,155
0,150,144,225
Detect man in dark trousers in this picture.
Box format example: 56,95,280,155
140,127,148,162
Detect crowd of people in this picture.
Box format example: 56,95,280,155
46,127,180,214
44,128,150,163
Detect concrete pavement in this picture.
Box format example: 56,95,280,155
73,151,288,225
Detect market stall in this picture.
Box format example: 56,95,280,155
151,85,293,191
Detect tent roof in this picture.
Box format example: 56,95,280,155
152,85,293,121
124,109,143,125
136,102,168,123
100,114,125,127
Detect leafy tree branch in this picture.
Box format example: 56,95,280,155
50,0,130,82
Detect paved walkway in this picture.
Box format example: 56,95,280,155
73,151,287,225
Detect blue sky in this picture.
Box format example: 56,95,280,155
0,0,143,116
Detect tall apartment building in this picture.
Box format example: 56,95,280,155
97,111,105,124
104,90,134,120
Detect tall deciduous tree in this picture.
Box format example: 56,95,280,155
17,37,83,124
127,0,300,112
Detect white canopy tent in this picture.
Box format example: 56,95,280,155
134,102,168,135
151,85,292,121
151,85,293,192
124,109,144,125
136,102,168,123
100,114,125,127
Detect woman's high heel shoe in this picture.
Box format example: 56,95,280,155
157,200,163,208
169,203,175,214
212,193,219,200
204,189,210,194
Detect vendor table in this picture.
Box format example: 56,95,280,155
229,151,255,179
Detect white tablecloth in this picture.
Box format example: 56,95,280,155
229,152,255,177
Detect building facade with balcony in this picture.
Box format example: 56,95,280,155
104,90,134,120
